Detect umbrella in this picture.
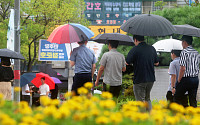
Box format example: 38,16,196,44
152,39,183,52
0,48,25,59
47,23,94,44
20,72,55,90
51,77,62,84
174,24,200,37
93,33,134,46
120,14,176,36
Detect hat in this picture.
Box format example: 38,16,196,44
181,35,193,45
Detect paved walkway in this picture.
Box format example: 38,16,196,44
151,68,200,101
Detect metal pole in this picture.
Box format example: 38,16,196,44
14,0,20,102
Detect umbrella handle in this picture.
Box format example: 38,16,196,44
70,43,72,51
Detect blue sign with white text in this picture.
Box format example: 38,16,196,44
38,40,68,61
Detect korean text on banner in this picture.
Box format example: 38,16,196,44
38,40,68,61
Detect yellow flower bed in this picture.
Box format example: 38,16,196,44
0,82,200,125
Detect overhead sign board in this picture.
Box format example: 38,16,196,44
85,0,142,25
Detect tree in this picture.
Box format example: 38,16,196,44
154,1,167,10
0,0,14,49
153,5,200,52
20,0,90,72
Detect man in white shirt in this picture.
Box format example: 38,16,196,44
38,77,50,96
21,84,33,104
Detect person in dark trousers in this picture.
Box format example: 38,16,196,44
174,35,200,107
95,40,126,98
126,35,159,111
50,84,58,99
166,49,188,107
70,40,96,95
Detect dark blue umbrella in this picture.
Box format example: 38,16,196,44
20,73,36,87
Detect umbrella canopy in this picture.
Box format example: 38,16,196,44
20,72,55,90
120,14,176,36
174,24,200,37
0,48,25,59
51,77,62,84
47,23,94,44
93,33,134,46
152,39,183,52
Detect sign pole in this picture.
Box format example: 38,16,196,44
14,0,21,102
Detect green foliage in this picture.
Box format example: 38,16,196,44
154,1,167,10
122,73,133,89
153,5,200,64
124,85,134,97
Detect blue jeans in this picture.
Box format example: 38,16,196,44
133,82,154,111
174,77,199,107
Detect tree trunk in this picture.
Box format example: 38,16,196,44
27,40,37,72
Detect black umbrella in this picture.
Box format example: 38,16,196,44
93,33,134,46
174,24,200,37
120,14,176,37
0,49,25,59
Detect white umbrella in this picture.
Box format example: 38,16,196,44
152,39,183,52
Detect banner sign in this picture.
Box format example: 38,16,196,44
38,40,68,61
89,25,127,38
85,0,142,25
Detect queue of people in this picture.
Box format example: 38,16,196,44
0,35,199,109
69,34,200,110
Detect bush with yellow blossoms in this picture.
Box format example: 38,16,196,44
1,82,200,125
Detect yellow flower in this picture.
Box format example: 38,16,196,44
110,112,122,124
14,87,21,92
34,113,44,121
84,82,93,89
1,118,16,125
99,100,116,109
80,112,90,120
185,106,196,115
91,96,99,102
101,92,113,99
21,116,38,125
77,87,88,95
50,99,60,106
166,116,177,125
159,100,168,108
169,103,185,113
39,122,49,125
103,111,111,117
0,100,5,107
122,104,139,112
0,93,4,100
90,108,100,117
73,113,82,121
57,107,71,118
40,96,51,106
152,114,164,125
18,102,32,115
64,92,72,98
43,106,57,116
96,116,109,124
190,117,200,125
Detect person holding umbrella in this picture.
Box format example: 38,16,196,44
0,57,14,100
174,35,200,107
70,40,96,95
95,40,126,98
126,35,159,111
